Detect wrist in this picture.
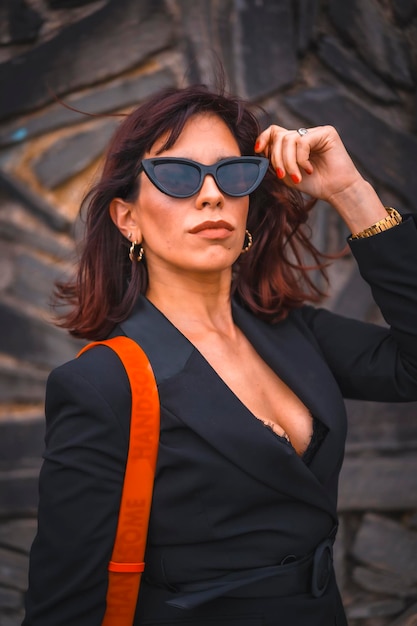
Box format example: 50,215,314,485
328,179,389,233
350,207,402,239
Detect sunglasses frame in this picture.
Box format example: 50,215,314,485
138,156,270,198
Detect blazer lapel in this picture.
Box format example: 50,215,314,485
119,296,345,520
231,303,348,485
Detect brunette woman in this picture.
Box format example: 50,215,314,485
23,84,417,626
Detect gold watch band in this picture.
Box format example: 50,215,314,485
350,207,402,240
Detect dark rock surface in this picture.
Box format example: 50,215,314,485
0,173,71,232
237,0,297,99
352,514,417,582
339,456,417,511
295,0,320,54
317,35,400,103
328,0,414,88
32,120,118,188
0,68,176,148
353,566,417,598
393,0,417,25
0,0,174,120
46,0,102,7
0,300,82,368
7,0,44,44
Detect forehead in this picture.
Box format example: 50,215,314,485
150,113,240,157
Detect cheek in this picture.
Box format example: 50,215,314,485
137,196,183,247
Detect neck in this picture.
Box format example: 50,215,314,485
146,269,236,338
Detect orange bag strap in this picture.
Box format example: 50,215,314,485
78,336,160,626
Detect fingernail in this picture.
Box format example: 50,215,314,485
291,174,300,184
276,167,285,179
254,141,260,151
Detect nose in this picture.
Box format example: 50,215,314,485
196,173,224,208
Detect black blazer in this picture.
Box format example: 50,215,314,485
23,217,417,626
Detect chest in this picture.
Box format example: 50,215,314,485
190,330,314,455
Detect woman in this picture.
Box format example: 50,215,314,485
23,84,417,625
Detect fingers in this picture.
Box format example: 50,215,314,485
255,125,314,183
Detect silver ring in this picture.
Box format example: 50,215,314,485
297,127,309,136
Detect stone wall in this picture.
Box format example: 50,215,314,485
1,1,417,624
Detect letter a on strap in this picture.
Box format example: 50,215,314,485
78,336,160,626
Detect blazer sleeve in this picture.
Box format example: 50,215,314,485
23,346,131,626
296,215,417,402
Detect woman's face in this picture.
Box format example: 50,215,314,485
132,113,250,282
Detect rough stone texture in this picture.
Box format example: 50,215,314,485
0,68,176,148
0,1,416,623
390,601,417,625
12,250,67,310
32,120,118,188
295,0,320,54
0,415,45,469
0,467,41,517
0,0,174,119
0,238,74,312
0,301,83,368
0,520,38,553
236,0,297,99
347,598,406,620
5,0,44,45
328,0,414,88
172,0,297,99
339,456,417,511
393,0,417,25
317,35,400,103
0,610,25,626
47,0,100,7
0,360,48,404
0,587,22,611
0,547,30,591
353,566,417,598
0,201,74,261
0,611,25,626
345,400,417,451
0,172,71,232
352,514,417,583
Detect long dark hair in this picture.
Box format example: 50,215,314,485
55,84,327,339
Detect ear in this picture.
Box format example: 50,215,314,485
109,198,142,242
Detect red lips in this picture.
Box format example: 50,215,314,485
189,220,234,234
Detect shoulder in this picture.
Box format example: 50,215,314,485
46,344,132,441
49,343,130,396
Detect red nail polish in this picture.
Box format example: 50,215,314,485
276,167,285,179
291,174,300,184
254,141,260,152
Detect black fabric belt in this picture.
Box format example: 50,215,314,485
166,534,336,610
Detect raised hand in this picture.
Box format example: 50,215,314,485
255,124,388,234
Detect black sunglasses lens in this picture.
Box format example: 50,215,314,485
217,162,261,196
152,162,200,197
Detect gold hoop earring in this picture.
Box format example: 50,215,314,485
241,230,253,253
129,241,144,262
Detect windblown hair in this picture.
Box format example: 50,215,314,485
55,84,328,339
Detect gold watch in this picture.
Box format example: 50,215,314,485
350,207,402,239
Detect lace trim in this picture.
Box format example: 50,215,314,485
262,416,328,465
